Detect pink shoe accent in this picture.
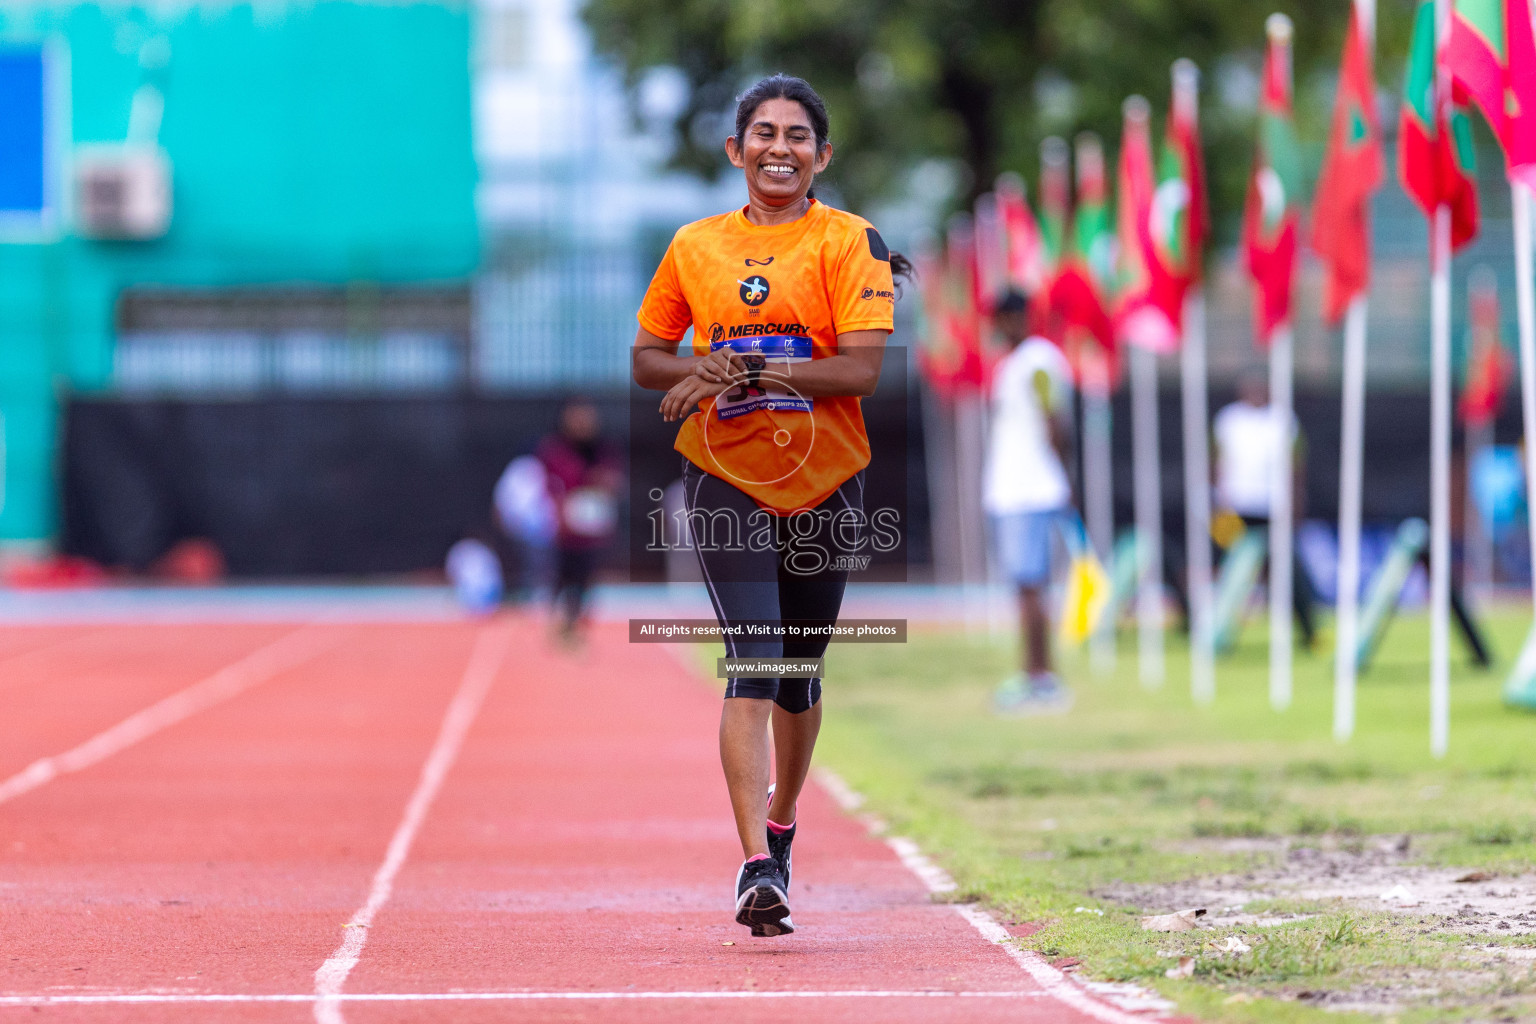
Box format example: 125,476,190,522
745,853,771,863
766,818,794,834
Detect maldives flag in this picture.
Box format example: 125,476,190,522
1048,133,1116,352
914,220,985,396
1312,7,1383,325
944,213,986,387
1460,278,1510,425
1115,98,1182,353
1401,0,1480,249
994,173,1047,298
1446,0,1536,179
972,191,1006,311
1156,61,1209,295
1242,16,1303,346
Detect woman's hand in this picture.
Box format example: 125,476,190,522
660,375,731,422
690,347,743,386
661,348,747,421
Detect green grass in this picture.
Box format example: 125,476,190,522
799,607,1536,1021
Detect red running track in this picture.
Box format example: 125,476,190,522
0,615,1177,1023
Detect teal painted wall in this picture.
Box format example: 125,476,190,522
0,2,478,542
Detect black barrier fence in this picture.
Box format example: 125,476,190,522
59,382,1508,578
59,359,925,577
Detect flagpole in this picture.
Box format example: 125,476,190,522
1172,59,1215,705
1131,342,1164,687
1335,298,1367,738
1427,0,1452,757
1334,0,1376,742
1508,179,1536,693
1076,130,1117,674
1124,94,1165,689
1084,348,1117,672
1270,322,1295,711
1431,203,1453,757
1265,12,1295,713
1182,290,1215,702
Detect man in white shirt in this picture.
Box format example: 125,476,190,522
983,290,1075,711
1212,372,1318,648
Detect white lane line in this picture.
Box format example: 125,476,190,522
312,622,513,1024
1,990,1048,1005
0,625,335,807
812,768,1176,1024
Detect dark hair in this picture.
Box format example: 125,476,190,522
993,289,1029,316
734,74,830,154
733,74,913,288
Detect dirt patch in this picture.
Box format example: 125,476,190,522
1093,836,1536,1015
1098,835,1536,937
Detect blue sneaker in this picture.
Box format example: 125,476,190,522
994,672,1073,716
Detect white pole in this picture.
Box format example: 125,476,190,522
1512,182,1536,617
1269,325,1295,710
1333,0,1376,742
1430,204,1452,758
955,392,989,631
1334,298,1368,740
1182,290,1216,702
1132,343,1165,687
1173,59,1215,704
1084,351,1116,672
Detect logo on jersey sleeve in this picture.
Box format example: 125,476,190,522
865,228,890,261
738,275,770,306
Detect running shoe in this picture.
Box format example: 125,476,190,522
734,856,794,937
765,784,797,891
994,671,1074,716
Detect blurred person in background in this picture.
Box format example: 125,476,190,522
1213,371,1318,649
632,74,908,939
493,453,558,601
984,289,1076,714
537,397,621,644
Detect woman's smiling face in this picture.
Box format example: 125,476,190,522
726,97,832,209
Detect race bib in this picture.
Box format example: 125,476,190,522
710,334,813,420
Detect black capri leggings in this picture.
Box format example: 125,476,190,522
682,457,863,713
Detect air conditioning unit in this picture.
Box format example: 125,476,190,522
75,145,172,240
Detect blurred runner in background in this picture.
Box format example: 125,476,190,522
1213,371,1319,649
493,453,558,600
984,289,1076,713
537,397,621,644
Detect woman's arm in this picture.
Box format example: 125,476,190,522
766,329,887,399
651,330,890,423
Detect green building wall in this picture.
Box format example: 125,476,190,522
0,2,478,543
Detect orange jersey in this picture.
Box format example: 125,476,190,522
638,200,896,513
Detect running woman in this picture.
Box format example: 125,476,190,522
632,74,908,937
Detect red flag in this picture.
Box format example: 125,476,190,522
915,220,986,396
1461,273,1511,425
994,173,1046,298
1312,7,1384,325
1445,0,1536,181
1401,0,1481,250
1242,15,1303,346
1115,96,1182,352
1505,0,1536,184
945,214,986,388
1048,133,1116,354
1161,59,1209,290
972,191,1006,311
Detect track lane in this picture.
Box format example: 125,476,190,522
0,624,298,778
343,620,1133,1023
0,621,486,1013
